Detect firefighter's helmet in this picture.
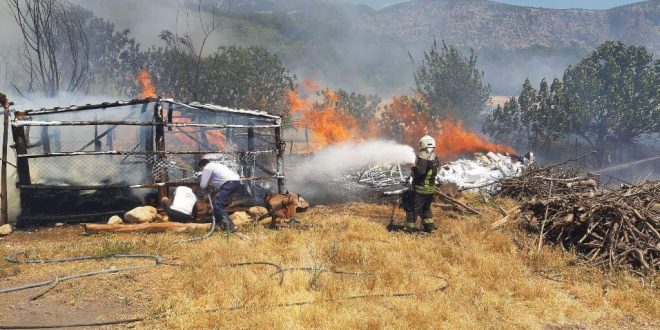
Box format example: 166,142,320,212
419,135,436,149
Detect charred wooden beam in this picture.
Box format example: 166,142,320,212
275,126,285,193
18,176,282,190
11,124,30,185
1,97,9,225
13,120,281,129
17,149,276,158
154,102,168,199
24,98,156,116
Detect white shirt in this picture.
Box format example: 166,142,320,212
170,186,197,215
199,162,240,190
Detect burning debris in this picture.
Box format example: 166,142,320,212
497,166,660,276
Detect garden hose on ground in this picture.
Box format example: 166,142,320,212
0,252,162,294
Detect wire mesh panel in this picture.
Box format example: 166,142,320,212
12,99,283,225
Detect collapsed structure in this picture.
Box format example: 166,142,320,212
11,98,285,227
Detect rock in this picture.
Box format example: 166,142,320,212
108,216,123,225
0,224,12,236
248,206,269,219
229,211,251,226
296,195,310,211
258,217,273,225
124,206,159,224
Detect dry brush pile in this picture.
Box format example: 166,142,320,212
497,166,660,276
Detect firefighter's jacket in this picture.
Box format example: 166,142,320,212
412,150,439,195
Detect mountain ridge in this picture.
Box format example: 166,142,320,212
357,0,658,51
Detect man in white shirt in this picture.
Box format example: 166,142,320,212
198,158,242,231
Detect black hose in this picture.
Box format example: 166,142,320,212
0,317,146,329
0,253,162,294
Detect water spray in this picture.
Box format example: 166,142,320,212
596,155,660,173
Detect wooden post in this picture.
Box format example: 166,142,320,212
11,115,31,185
94,112,101,152
275,126,285,193
12,112,31,226
1,95,9,225
247,126,255,178
154,103,168,200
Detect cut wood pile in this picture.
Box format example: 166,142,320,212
497,166,659,276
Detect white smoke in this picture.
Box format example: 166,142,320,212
294,139,415,179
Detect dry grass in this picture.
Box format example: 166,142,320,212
0,199,658,329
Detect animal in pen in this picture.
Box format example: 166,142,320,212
10,98,286,227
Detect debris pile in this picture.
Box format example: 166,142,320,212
350,164,406,190
498,167,660,276
437,152,533,192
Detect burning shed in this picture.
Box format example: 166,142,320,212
11,97,285,227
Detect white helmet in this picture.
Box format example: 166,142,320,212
419,135,436,150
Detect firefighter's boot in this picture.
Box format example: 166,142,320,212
422,218,435,233
404,212,417,233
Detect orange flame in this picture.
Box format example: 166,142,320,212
206,130,226,149
435,119,516,159
137,69,156,98
287,79,516,159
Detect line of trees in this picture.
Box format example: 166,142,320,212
4,0,295,117
484,41,659,160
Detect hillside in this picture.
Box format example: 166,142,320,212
69,0,658,94
358,0,659,52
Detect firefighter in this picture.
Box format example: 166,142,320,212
405,135,439,233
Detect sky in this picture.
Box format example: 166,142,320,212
347,0,646,10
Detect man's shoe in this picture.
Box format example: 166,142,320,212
423,223,436,233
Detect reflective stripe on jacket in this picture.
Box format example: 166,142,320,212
412,156,439,195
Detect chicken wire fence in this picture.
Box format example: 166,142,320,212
12,99,284,225
25,141,279,186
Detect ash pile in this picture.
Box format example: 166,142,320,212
497,166,659,276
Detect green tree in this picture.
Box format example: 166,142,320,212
200,46,295,117
334,89,381,128
562,41,659,152
413,39,490,127
484,97,522,144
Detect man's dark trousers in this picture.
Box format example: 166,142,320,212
214,181,242,231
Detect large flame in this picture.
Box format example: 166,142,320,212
134,70,225,150
435,119,515,159
137,69,156,98
288,79,516,159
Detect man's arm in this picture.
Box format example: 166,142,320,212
199,167,212,190
414,157,428,177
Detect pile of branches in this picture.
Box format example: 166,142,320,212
498,166,660,276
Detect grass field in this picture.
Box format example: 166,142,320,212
0,198,658,329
